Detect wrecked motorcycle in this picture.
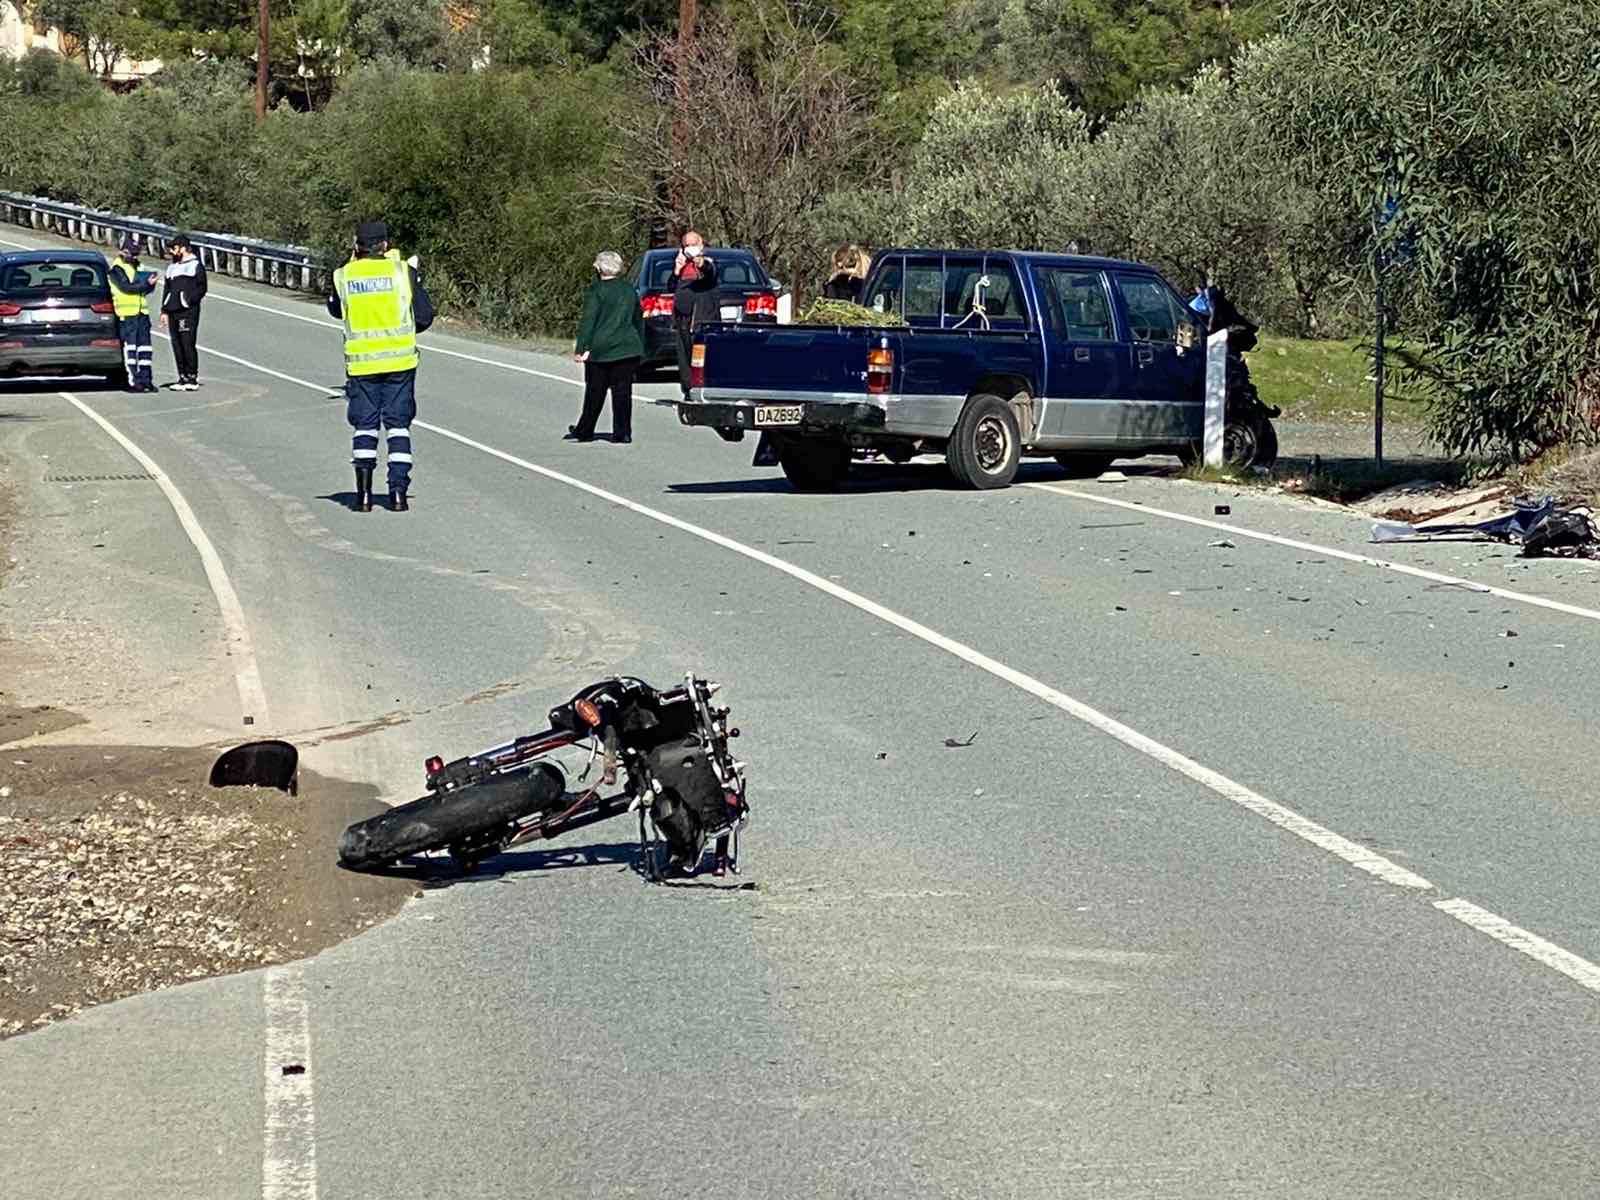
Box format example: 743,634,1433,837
1182,284,1281,470
337,674,749,881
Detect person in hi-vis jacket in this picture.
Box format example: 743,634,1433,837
108,237,158,393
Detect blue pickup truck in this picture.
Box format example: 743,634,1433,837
674,249,1278,490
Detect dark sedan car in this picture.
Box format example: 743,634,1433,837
0,250,126,383
630,246,779,371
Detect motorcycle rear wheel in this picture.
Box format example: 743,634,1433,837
337,763,567,871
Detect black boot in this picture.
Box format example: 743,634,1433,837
389,486,409,512
354,465,373,512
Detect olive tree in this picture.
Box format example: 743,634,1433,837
899,82,1091,251
1264,0,1600,459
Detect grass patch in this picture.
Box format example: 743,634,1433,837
1247,335,1429,427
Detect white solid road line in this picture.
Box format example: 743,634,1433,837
1027,481,1600,624
58,391,270,725
168,339,1600,998
1432,899,1600,994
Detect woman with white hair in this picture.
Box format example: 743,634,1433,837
567,249,646,444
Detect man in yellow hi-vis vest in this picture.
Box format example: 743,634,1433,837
108,236,159,393
327,220,434,512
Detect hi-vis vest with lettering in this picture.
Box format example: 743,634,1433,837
333,256,418,376
110,257,147,318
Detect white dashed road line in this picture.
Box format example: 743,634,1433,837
188,343,1600,999
260,964,318,1199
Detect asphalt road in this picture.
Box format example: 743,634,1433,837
2,226,1599,1198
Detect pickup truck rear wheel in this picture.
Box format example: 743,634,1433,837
777,438,851,492
947,393,1021,489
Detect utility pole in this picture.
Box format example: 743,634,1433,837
669,0,696,220
255,0,269,121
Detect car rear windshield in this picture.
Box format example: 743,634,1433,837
642,254,766,291
1,260,108,295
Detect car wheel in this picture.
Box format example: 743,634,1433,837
777,438,850,492
948,393,1021,489
1053,452,1115,478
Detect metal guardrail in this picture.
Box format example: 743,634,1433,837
0,191,329,292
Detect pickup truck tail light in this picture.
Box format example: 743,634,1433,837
866,344,893,395
90,301,115,314
641,293,674,318
744,292,777,318
689,342,705,390
0,302,21,317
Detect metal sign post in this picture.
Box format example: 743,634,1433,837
1203,329,1228,468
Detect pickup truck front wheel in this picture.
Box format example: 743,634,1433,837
777,438,851,492
947,394,1021,489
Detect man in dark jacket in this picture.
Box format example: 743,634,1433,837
160,234,208,391
326,221,435,513
108,237,158,393
670,230,719,399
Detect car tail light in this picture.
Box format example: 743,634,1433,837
866,343,893,395
690,342,706,390
90,301,114,314
744,292,777,318
90,338,120,348
0,302,20,317
641,293,674,318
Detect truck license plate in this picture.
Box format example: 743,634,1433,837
755,405,803,426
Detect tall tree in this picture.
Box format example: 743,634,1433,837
602,0,873,296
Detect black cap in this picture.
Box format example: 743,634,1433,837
356,221,388,244
119,236,140,255
171,232,193,250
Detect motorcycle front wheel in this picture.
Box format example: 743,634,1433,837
337,763,567,871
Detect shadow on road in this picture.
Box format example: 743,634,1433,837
0,376,124,397
346,838,757,893
665,458,1174,497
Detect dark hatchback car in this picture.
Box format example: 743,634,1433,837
0,250,126,383
630,247,779,371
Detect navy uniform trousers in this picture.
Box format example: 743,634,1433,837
116,314,153,389
346,369,416,489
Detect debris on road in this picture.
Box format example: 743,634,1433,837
1208,539,1237,549
1371,497,1600,559
1097,471,1129,483
1214,505,1231,515
943,732,978,748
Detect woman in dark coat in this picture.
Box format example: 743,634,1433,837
568,250,647,444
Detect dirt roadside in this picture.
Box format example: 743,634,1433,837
0,457,413,1040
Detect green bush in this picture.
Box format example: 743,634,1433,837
0,61,636,338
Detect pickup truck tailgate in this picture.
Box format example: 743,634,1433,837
697,325,871,395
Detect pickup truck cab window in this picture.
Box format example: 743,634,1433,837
903,257,944,325
1037,267,1117,341
865,256,904,317
1112,273,1187,343
956,258,1028,330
